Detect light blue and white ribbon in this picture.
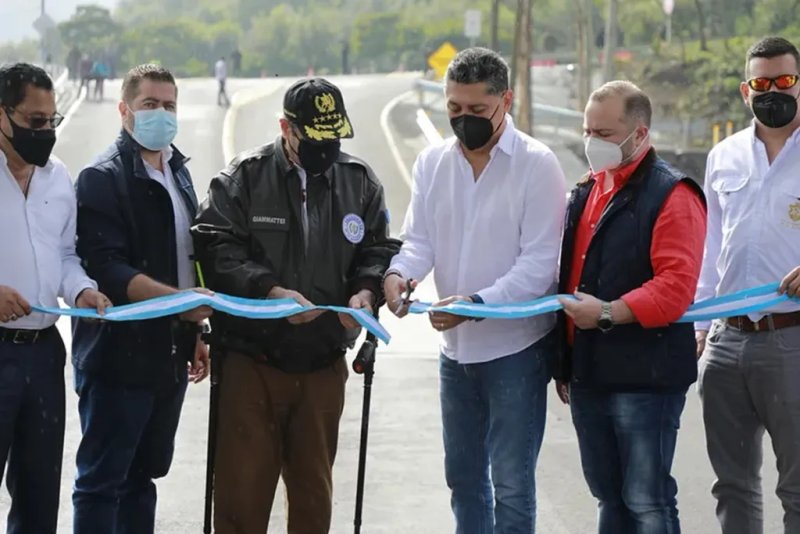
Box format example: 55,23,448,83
408,283,799,323
32,283,800,346
34,292,391,344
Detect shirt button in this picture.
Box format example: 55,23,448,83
590,224,596,229
581,254,586,259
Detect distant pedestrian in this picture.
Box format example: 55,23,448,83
215,57,230,107
79,54,92,99
67,45,81,83
90,59,109,101
230,48,242,75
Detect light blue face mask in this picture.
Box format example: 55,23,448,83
129,107,178,151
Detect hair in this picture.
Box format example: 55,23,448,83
445,47,509,95
589,80,652,127
745,37,800,78
0,63,53,108
121,64,176,103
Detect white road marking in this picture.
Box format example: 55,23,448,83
379,90,415,188
55,88,86,137
222,81,286,164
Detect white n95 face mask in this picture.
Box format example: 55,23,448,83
584,129,647,174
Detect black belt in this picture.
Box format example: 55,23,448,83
0,326,55,345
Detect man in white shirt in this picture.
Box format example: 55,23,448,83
696,36,800,534
383,48,566,532
0,62,109,533
215,56,230,107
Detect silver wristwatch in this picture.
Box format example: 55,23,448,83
597,301,614,333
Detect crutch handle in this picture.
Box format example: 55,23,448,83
352,338,376,375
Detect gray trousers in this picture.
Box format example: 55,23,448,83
698,321,800,534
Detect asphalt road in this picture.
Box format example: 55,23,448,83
0,74,785,533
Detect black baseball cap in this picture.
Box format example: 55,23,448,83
283,77,354,144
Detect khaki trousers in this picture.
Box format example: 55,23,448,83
213,351,347,534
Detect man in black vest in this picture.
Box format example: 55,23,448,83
556,81,707,533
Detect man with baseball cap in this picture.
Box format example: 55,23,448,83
192,77,400,533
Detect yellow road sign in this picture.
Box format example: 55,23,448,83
427,42,458,80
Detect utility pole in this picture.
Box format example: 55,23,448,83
584,0,595,103
490,0,500,51
574,0,594,110
511,0,533,134
602,0,618,83
41,0,45,15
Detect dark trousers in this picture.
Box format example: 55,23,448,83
217,80,229,106
72,367,187,534
0,328,66,534
570,386,687,534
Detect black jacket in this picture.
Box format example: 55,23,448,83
72,130,198,388
555,149,705,391
192,137,401,373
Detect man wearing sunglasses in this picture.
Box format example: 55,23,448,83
0,62,110,532
696,36,800,534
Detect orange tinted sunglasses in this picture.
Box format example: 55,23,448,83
746,74,799,92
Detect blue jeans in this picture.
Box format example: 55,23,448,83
72,368,187,534
570,386,687,534
0,329,65,534
440,336,552,534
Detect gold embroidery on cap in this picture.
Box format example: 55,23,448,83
315,93,336,113
304,116,353,142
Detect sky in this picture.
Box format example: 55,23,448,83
0,0,118,43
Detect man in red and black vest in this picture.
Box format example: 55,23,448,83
556,80,707,533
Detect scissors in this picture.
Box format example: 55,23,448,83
403,278,415,307
393,278,416,312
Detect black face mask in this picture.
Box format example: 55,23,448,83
1,112,56,167
450,103,502,151
751,91,799,129
292,137,340,176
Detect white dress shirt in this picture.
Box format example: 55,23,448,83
696,123,800,330
390,116,567,364
0,151,96,329
142,148,195,289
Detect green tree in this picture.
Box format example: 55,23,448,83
58,5,122,53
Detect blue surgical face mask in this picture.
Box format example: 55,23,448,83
128,107,178,151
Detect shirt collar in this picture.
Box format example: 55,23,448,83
494,114,516,156
748,120,800,146
141,146,174,174
591,144,652,188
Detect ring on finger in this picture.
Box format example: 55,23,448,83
9,314,17,321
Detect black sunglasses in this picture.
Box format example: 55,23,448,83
4,106,64,129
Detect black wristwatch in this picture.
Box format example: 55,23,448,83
468,294,485,322
597,301,614,333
